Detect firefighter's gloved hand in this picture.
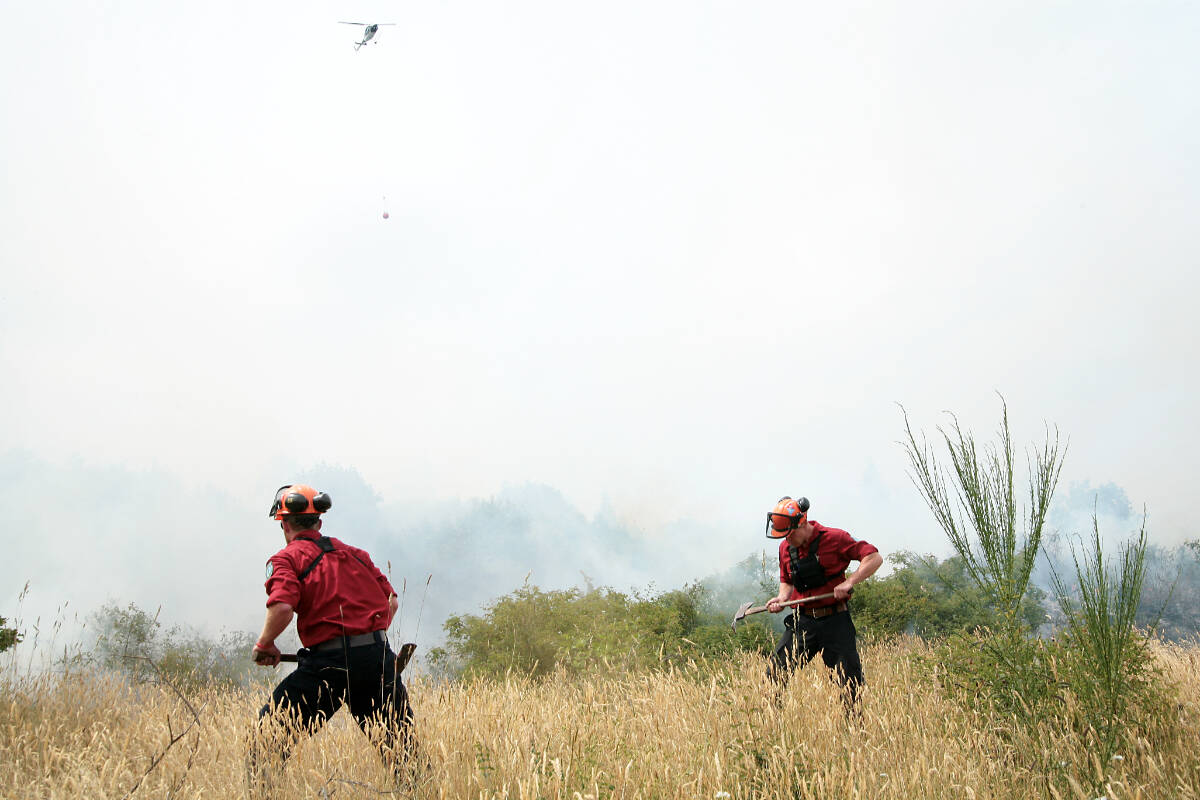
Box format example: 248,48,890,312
253,640,281,667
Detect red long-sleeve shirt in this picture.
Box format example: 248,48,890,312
264,533,395,648
778,521,878,606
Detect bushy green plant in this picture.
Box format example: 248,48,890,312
79,601,262,689
851,551,1048,640
86,601,163,682
0,617,20,655
155,628,263,690
921,626,1068,723
429,581,775,680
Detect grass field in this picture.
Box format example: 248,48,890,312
3,637,1198,799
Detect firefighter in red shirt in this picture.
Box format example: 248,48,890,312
250,484,415,786
764,496,883,703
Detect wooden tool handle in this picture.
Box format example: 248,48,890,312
749,590,842,616
276,641,416,670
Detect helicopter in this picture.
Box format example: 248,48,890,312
338,21,396,51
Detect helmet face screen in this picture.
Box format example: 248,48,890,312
268,485,291,519
766,512,798,538
769,513,794,532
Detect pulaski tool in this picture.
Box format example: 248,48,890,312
731,591,842,631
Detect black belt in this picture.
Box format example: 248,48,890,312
310,630,386,652
794,601,849,619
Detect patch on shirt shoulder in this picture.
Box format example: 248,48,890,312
265,561,274,579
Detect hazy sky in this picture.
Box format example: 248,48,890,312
3,2,1197,637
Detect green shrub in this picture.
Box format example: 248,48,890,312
429,582,776,680
920,626,1067,723
852,550,1048,640
0,616,20,656
78,601,262,690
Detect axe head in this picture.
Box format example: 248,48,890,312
732,601,754,631
395,642,417,673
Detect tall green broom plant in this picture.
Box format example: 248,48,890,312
1050,513,1164,763
899,397,1067,721
899,396,1065,629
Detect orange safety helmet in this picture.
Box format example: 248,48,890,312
765,496,810,539
269,484,333,520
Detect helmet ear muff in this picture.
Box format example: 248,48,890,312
797,497,810,514
284,493,310,514
312,493,332,513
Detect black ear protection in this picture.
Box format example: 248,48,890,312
284,491,332,514
269,485,333,518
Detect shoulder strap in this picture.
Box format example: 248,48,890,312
297,536,336,582
296,536,375,582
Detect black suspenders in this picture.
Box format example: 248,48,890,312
297,537,336,581
295,536,373,582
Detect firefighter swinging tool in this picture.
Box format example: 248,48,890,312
730,591,841,631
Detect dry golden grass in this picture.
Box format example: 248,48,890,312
3,637,1198,799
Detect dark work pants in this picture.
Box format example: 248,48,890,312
768,609,864,704
254,641,415,773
